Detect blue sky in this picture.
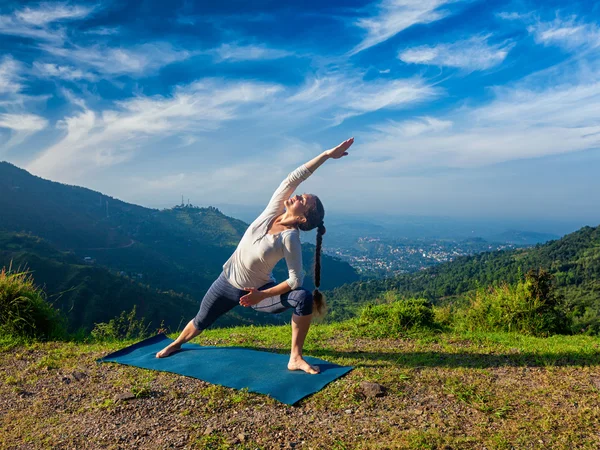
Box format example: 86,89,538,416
1,0,599,225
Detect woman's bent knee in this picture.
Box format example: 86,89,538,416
191,317,204,331
291,288,313,316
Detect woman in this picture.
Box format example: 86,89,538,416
156,137,354,374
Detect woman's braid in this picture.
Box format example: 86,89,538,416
312,222,326,316
298,196,326,316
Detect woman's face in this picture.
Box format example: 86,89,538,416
285,193,317,218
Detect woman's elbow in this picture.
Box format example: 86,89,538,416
286,274,304,290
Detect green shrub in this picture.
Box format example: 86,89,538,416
354,296,436,338
433,303,454,329
90,305,151,341
454,269,569,336
570,303,600,335
0,265,66,339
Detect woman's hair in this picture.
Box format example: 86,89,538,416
298,196,326,316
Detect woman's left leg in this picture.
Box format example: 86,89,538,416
251,287,320,374
288,313,319,374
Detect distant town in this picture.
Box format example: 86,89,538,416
322,236,520,279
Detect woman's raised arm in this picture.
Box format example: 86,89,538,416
304,137,354,174
254,138,355,221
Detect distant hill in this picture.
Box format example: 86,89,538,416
326,225,600,331
0,162,359,330
0,231,197,332
490,230,559,245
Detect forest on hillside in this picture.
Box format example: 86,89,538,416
326,225,600,333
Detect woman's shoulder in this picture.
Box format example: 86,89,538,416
280,228,300,241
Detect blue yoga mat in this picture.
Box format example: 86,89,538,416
97,334,353,405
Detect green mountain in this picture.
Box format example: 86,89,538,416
0,162,358,331
326,225,600,330
0,230,299,332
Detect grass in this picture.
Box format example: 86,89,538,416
0,266,65,339
1,321,600,449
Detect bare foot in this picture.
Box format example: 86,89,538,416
155,343,181,358
288,356,320,374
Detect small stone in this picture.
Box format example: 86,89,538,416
18,389,33,398
360,381,386,398
72,371,87,381
344,409,353,414
238,433,247,442
114,392,136,402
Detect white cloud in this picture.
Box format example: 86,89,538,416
0,56,55,142
15,3,94,26
40,42,191,75
372,116,452,136
26,79,283,180
0,56,50,122
286,77,343,105
399,35,514,71
83,26,120,36
353,76,600,172
0,56,22,94
0,2,95,42
33,62,96,81
0,113,48,149
287,73,440,126
350,0,458,55
528,16,600,50
213,43,293,62
0,113,47,131
496,11,531,21
344,78,439,117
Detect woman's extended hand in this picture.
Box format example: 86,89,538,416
326,137,354,159
239,287,267,307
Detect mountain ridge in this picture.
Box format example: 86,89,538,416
0,162,359,331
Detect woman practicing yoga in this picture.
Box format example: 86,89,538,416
156,137,354,374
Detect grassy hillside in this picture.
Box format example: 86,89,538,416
326,225,600,330
1,324,599,449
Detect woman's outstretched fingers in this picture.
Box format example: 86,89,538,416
328,137,354,159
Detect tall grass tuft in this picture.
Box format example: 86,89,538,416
354,296,436,338
90,305,152,341
454,269,569,336
0,264,66,339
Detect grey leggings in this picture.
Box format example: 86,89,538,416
192,272,313,331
